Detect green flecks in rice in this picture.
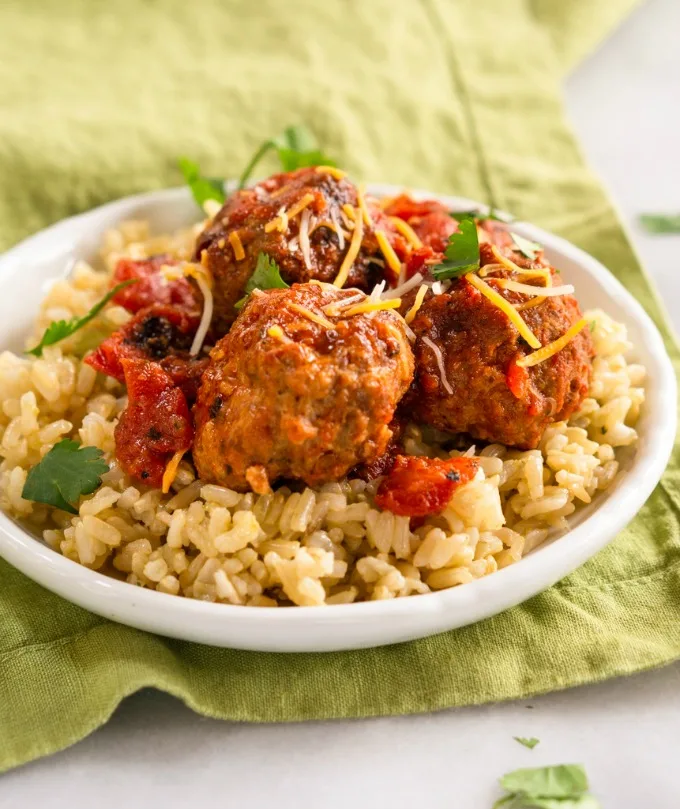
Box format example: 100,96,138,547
0,220,646,606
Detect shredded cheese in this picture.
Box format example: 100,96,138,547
190,271,214,356
333,209,364,288
389,216,423,249
329,208,345,249
375,230,402,278
228,231,245,261
322,292,365,316
479,262,550,281
490,244,540,276
516,271,553,311
341,203,356,221
285,192,315,221
383,272,425,300
269,183,291,199
162,450,186,494
264,206,289,233
422,336,454,395
493,278,574,297
516,318,587,368
405,284,428,324
430,281,444,296
315,166,347,180
343,298,402,316
466,273,541,349
357,184,373,228
159,262,214,356
289,302,335,329
298,209,312,270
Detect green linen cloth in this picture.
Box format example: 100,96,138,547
1,0,678,775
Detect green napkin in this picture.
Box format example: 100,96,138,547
1,0,678,774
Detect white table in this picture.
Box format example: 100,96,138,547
2,0,679,804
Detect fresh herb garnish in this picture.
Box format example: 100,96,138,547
494,764,600,809
234,252,289,310
452,208,509,223
238,125,336,189
21,439,109,514
27,280,137,357
431,217,480,280
639,213,680,234
514,737,540,750
178,157,226,209
511,233,542,261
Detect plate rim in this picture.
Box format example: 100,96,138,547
0,184,675,650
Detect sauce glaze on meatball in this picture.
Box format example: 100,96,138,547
192,282,415,492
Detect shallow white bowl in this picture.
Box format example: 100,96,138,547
0,185,675,652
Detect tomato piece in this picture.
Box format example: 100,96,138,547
383,194,451,222
112,256,199,314
114,358,194,487
375,455,479,517
404,245,439,280
410,212,457,253
85,304,199,383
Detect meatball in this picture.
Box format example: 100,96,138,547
195,167,406,334
192,283,415,492
405,261,593,450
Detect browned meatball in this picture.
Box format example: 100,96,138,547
405,256,593,449
192,283,415,492
195,167,406,334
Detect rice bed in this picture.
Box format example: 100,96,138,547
0,220,646,606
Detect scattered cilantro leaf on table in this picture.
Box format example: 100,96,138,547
21,439,109,514
27,280,137,357
234,252,289,310
494,764,601,809
178,157,226,208
431,217,480,280
639,213,680,234
514,736,540,750
238,125,336,189
511,233,542,261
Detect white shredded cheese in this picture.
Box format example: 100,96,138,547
422,336,454,395
299,209,312,271
190,273,213,357
383,272,425,300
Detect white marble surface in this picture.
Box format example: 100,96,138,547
2,0,680,805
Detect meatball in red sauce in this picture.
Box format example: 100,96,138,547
192,283,415,492
405,255,593,450
194,167,407,334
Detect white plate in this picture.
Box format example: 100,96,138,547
0,186,675,652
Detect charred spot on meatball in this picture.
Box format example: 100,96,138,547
192,283,415,491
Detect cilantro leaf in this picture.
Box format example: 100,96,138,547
234,252,289,310
238,125,336,189
27,280,137,357
639,213,680,234
178,157,226,209
431,217,480,280
500,765,589,798
22,439,109,514
511,233,542,261
514,737,540,750
452,208,510,223
494,796,601,809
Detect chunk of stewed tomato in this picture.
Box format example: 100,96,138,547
114,358,194,487
375,454,479,517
